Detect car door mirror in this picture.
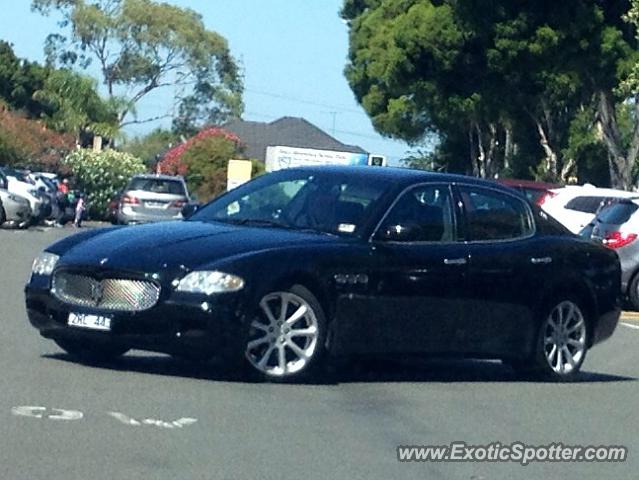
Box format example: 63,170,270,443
181,203,201,219
376,224,419,242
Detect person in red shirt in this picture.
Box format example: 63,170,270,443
58,178,70,194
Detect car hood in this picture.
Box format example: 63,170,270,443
56,220,336,272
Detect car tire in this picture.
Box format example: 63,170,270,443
627,274,639,311
513,296,589,381
0,204,6,226
243,284,327,382
54,339,129,363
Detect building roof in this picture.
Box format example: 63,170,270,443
223,117,367,161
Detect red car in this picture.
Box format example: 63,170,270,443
496,178,560,207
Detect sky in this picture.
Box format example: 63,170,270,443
0,0,416,165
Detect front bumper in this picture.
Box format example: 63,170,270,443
25,283,248,358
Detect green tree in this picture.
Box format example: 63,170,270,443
33,68,121,143
33,0,244,130
0,40,50,117
342,1,637,186
121,128,181,167
597,0,639,189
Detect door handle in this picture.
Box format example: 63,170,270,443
530,256,552,265
444,258,467,266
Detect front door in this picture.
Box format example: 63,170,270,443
335,184,470,354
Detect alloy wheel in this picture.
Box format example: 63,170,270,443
542,300,587,375
245,291,320,377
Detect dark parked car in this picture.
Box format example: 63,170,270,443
25,167,621,381
580,198,639,310
496,178,560,206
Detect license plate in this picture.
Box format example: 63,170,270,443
145,201,167,209
68,313,111,331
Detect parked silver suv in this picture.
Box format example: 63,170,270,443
116,174,190,225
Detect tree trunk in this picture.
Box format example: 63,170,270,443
596,90,635,190
534,120,558,179
504,123,514,173
469,124,480,177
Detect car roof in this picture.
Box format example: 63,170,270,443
280,166,518,194
496,178,560,190
130,174,185,182
551,184,637,197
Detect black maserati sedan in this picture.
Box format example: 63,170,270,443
25,166,621,381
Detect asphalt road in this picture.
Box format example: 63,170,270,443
1,226,638,480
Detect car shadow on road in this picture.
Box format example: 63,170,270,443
42,352,636,385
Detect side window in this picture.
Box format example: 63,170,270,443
565,196,605,214
378,185,455,242
460,187,533,241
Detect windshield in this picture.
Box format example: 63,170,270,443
127,177,186,195
189,170,389,236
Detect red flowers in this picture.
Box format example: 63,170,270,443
157,127,241,176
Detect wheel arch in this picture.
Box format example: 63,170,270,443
266,271,334,322
535,278,598,347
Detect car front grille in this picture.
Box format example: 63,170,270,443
52,272,160,312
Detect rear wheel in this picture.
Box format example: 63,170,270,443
627,274,639,311
0,205,5,226
513,298,588,381
244,285,326,382
54,339,129,363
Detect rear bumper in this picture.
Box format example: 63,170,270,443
592,307,621,346
117,208,182,224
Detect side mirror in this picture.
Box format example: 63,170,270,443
375,223,419,242
181,203,201,219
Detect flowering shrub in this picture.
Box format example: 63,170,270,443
0,104,75,170
63,149,146,219
157,127,246,200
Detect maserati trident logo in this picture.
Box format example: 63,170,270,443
90,282,104,305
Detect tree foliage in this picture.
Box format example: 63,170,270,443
32,0,244,131
121,128,181,167
33,68,121,142
342,1,639,188
0,40,50,118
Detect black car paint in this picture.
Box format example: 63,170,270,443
25,167,621,363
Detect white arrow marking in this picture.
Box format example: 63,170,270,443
108,412,197,429
48,409,84,421
11,406,46,419
107,412,142,426
11,406,83,420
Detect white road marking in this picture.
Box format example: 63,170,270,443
12,407,196,429
108,412,197,429
11,406,83,420
621,322,639,330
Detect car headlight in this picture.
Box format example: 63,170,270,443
31,252,60,276
176,271,245,295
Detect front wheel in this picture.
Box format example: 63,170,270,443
244,285,326,381
513,298,589,381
